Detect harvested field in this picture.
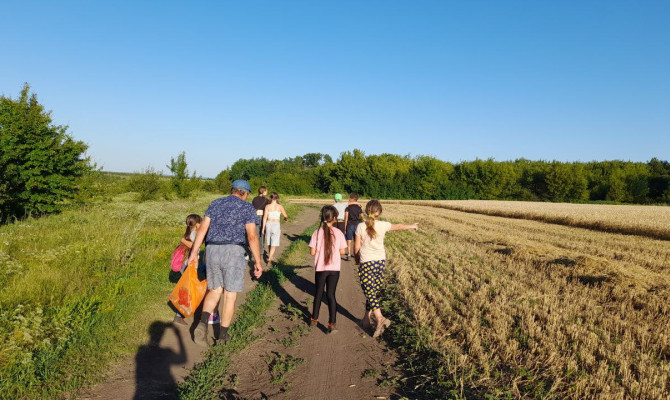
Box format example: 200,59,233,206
381,203,670,399
384,200,670,241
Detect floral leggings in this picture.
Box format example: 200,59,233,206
358,259,386,311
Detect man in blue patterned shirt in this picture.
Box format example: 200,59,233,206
188,179,263,345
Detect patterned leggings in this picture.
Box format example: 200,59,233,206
358,259,386,311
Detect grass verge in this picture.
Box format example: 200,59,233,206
178,220,316,399
0,192,219,399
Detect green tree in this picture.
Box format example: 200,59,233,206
0,83,90,222
167,151,199,198
214,169,232,193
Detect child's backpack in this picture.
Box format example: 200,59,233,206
171,244,188,272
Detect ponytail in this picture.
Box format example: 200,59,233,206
364,200,383,240
316,205,338,267
323,223,334,265
184,214,202,240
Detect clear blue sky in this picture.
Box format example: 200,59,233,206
2,1,669,178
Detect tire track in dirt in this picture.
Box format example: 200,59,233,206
80,205,321,400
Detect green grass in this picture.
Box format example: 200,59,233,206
177,219,315,400
0,192,222,399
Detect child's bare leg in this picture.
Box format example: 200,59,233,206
268,245,277,264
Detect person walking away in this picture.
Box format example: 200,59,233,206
252,186,269,259
343,192,364,261
262,192,288,267
332,193,347,234
174,214,223,325
354,200,418,338
189,180,263,346
308,205,347,333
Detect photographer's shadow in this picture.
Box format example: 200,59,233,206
133,321,185,400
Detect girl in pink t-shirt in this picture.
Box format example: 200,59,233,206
309,205,347,333
354,200,418,338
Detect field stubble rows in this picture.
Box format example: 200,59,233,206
382,204,670,399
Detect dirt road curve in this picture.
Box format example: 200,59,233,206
81,205,399,399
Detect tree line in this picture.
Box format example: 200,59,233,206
2,84,668,223
220,150,670,204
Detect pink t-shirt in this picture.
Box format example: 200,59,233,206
309,226,347,271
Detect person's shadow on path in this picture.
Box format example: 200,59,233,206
133,321,186,400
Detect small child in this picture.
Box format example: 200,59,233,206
173,214,220,326
309,205,347,333
354,200,418,338
343,192,364,261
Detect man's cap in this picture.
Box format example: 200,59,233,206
232,179,252,192
334,193,343,201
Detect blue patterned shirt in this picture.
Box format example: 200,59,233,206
204,196,257,244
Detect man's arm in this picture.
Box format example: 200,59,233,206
246,222,263,278
188,216,210,264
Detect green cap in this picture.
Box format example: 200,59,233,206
334,193,343,201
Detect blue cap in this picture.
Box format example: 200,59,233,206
231,179,251,192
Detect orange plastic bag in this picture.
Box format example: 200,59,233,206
169,261,207,318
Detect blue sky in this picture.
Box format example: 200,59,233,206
2,1,669,178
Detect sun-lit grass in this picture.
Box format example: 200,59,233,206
0,192,218,399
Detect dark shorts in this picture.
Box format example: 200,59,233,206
346,222,360,240
205,244,246,292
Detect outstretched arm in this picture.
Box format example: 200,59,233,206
280,205,288,221
390,223,419,231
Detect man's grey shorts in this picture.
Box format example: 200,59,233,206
205,244,246,292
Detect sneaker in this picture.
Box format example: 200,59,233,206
173,315,188,326
373,318,391,339
344,254,350,261
244,253,250,261
327,323,337,334
309,318,318,327
208,313,221,325
194,322,209,346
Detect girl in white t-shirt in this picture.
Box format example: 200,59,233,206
354,200,418,338
309,205,347,333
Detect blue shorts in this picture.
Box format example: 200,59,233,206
345,222,360,240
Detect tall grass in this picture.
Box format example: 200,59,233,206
0,192,218,399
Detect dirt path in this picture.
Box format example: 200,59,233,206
80,206,321,400
220,215,400,399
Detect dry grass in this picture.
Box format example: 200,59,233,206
382,200,670,241
380,203,670,399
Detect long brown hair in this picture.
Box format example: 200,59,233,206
364,200,382,239
317,205,338,266
183,214,202,241
269,192,280,203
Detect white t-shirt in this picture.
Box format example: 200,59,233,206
333,202,348,221
356,220,392,263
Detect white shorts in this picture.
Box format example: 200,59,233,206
265,222,281,247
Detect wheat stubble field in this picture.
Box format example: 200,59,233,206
293,198,670,399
